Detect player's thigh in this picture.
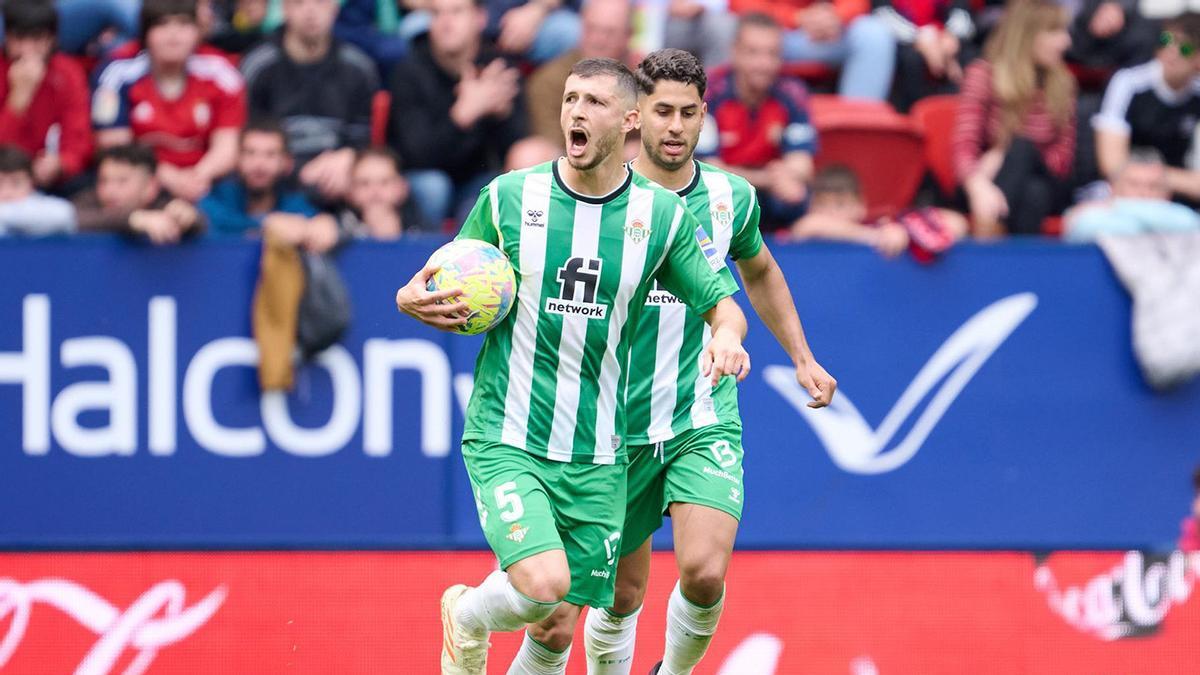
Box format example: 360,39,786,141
462,440,565,571
663,423,744,565
620,442,669,558
553,460,627,609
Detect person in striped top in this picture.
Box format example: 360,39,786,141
395,57,752,675
583,48,837,675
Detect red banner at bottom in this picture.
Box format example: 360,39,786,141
1,550,1198,674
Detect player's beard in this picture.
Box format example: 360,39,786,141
567,129,620,172
643,134,695,172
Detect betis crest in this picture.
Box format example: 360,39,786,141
625,219,650,243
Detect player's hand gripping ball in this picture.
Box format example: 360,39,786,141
426,240,517,335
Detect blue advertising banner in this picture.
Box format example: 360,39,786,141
0,238,1196,550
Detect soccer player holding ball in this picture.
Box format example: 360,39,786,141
395,58,752,675
580,50,838,675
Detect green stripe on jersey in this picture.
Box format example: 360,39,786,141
625,160,764,445
457,160,738,464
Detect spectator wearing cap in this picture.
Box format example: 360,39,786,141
0,0,93,191
93,0,246,203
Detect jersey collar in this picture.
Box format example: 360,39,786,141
552,158,632,205
675,160,702,198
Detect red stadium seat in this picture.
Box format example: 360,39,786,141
809,96,926,219
910,94,960,199
781,61,838,88
371,90,391,147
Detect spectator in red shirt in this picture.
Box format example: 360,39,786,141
952,0,1075,237
0,1,92,191
730,0,896,100
698,13,817,231
93,0,246,203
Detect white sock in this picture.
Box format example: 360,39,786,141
458,570,561,634
507,632,571,675
584,605,641,674
661,581,724,675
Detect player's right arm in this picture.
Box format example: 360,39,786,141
395,183,501,331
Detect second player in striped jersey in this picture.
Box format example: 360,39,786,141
583,49,838,675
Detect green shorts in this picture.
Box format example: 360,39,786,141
462,439,626,608
621,422,744,557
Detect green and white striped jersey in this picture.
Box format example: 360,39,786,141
625,160,764,445
456,160,738,465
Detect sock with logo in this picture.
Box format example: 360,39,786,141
660,581,724,675
584,605,641,674
458,570,561,634
507,632,571,675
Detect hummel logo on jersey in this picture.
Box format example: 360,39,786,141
547,257,607,319
524,209,545,228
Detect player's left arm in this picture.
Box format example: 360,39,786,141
731,187,835,407
734,243,836,408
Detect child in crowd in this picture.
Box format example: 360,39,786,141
0,145,75,236
791,164,967,260
73,144,204,244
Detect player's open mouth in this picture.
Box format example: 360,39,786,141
662,138,686,156
568,129,589,157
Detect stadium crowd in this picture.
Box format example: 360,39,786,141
1,0,1200,249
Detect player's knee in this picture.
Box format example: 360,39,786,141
679,558,728,606
521,571,571,604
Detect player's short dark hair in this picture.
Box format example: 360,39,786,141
736,12,781,39
811,165,862,199
96,144,159,174
241,117,290,152
0,145,32,176
141,0,198,45
570,57,639,106
635,48,707,99
3,0,58,38
355,146,404,174
1163,12,1200,50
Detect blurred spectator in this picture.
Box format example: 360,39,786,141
1064,148,1200,241
0,1,92,191
729,0,896,100
206,0,272,55
103,0,244,63
0,0,142,56
953,0,1075,237
74,144,207,243
389,0,529,225
201,119,337,252
1180,465,1200,552
874,0,978,112
486,0,581,63
1094,13,1200,204
526,0,632,147
337,147,431,238
0,145,75,236
662,0,738,66
1066,0,1158,73
791,163,967,256
699,13,816,231
334,0,410,76
93,0,246,203
240,0,378,203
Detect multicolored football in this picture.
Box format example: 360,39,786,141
426,239,517,335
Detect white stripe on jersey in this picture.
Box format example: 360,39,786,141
594,184,656,461
547,202,603,461
500,173,552,450
647,302,686,442
687,170,735,428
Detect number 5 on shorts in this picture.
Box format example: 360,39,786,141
495,481,525,522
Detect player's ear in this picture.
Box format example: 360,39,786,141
623,107,640,134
